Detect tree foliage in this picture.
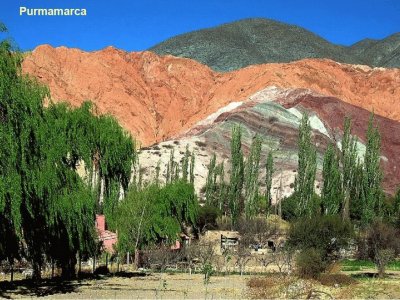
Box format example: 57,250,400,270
228,125,244,225
294,113,317,217
321,143,342,215
265,151,274,216
0,33,135,279
115,181,198,255
360,114,383,225
244,135,262,218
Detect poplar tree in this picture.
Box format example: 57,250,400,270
155,160,161,186
189,151,195,185
265,151,274,216
361,114,383,225
229,125,244,224
182,144,190,182
217,161,227,212
341,117,359,220
321,143,342,215
205,153,217,206
244,135,262,218
294,113,317,217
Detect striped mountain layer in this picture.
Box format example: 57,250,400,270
22,45,400,147
137,87,400,197
21,46,400,195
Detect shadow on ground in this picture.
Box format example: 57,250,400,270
0,271,149,298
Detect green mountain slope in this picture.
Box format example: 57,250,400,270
149,18,399,71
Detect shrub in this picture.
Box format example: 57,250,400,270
318,273,356,286
280,192,321,221
358,220,400,277
296,248,326,279
288,215,353,262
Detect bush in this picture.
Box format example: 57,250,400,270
296,248,326,279
288,215,353,262
318,273,356,286
280,192,321,221
357,220,400,277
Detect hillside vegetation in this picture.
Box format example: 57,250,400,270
150,18,400,71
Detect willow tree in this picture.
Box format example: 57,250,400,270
0,26,23,275
244,135,262,218
95,114,135,221
0,27,135,279
294,113,317,217
229,125,244,225
115,181,198,263
321,143,342,215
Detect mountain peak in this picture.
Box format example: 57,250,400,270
150,18,400,71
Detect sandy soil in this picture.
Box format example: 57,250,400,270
2,271,400,299
0,273,249,299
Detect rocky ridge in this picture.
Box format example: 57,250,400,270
22,45,400,147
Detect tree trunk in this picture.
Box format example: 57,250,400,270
99,178,105,204
32,261,42,281
78,255,82,276
93,255,96,274
378,264,385,278
10,264,14,283
134,249,140,269
51,260,55,278
61,257,77,279
126,252,130,265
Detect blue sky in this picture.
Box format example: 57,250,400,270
0,0,399,51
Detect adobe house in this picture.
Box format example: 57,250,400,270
95,214,117,253
201,230,240,254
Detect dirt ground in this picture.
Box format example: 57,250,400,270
2,271,400,299
0,273,249,299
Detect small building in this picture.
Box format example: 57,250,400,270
96,214,117,253
201,230,240,254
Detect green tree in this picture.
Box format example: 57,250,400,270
288,215,353,276
228,125,244,225
294,113,317,217
244,135,262,218
190,151,195,185
182,144,190,182
321,143,342,215
115,181,198,259
265,151,274,216
0,29,135,279
205,153,217,206
360,114,383,225
341,117,359,220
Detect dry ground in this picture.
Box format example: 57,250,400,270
2,271,400,299
0,273,248,299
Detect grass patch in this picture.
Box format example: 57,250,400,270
341,259,400,272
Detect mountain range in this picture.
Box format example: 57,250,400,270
21,19,400,195
150,18,400,71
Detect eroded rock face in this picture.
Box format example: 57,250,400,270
22,45,400,147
